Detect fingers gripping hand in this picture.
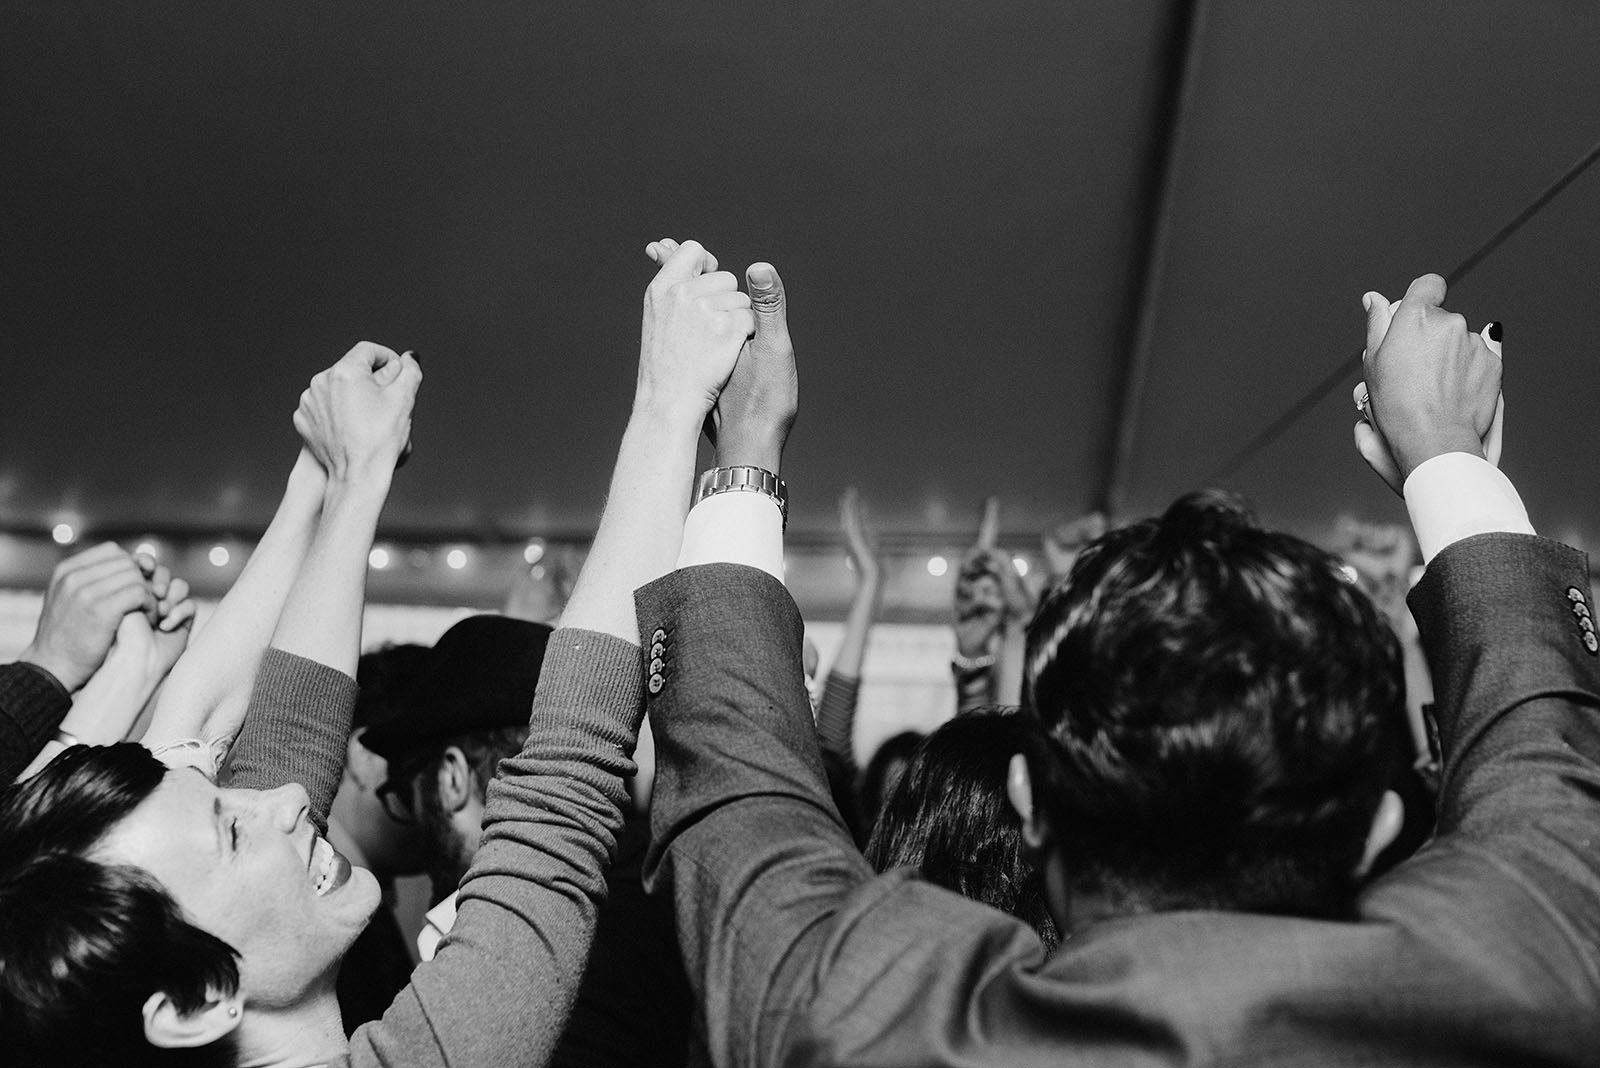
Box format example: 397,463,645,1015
707,262,798,468
1353,277,1503,494
293,343,423,482
21,543,158,692
637,238,755,421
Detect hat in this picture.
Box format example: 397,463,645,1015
358,614,554,762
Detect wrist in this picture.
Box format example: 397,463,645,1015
1392,430,1484,483
631,390,709,431
715,428,787,475
18,644,85,693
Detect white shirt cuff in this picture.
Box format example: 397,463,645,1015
677,490,784,581
1403,451,1535,563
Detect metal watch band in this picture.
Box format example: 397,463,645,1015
693,466,788,529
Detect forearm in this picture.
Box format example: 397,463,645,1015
144,452,323,748
640,566,869,1064
56,650,160,746
831,573,881,680
1409,533,1600,833
269,475,389,675
559,405,701,643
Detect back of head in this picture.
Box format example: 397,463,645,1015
866,711,1059,948
0,745,238,1067
1023,491,1406,917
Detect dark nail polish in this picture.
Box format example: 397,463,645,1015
1487,321,1502,343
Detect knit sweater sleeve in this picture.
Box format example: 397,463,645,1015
219,648,357,829
814,669,861,772
347,627,643,1068
0,662,71,782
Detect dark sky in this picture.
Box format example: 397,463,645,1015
4,2,1600,550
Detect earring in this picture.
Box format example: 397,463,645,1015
227,1006,240,1019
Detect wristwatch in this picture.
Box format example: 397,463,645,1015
693,466,788,529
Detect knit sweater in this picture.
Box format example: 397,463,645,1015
0,661,71,783
224,632,643,1067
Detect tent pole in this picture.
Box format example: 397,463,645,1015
1095,0,1210,519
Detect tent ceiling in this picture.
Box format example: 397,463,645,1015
4,2,1599,550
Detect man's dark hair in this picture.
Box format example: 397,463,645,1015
0,744,239,1067
392,726,528,893
1023,490,1407,918
866,711,1060,949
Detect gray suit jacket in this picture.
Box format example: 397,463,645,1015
638,533,1600,1066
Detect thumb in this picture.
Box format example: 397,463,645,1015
1401,272,1447,309
1362,290,1394,366
746,262,787,328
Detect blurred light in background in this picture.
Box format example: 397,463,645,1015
926,555,948,578
522,540,545,565
51,523,76,546
445,548,468,571
208,545,231,567
1013,556,1030,577
369,547,391,570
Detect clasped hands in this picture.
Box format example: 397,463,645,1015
1353,273,1504,494
294,342,423,488
638,238,796,469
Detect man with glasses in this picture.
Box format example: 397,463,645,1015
360,613,694,1065
359,615,554,950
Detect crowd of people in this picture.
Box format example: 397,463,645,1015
1,239,1596,1066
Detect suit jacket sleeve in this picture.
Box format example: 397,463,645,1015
639,565,1066,1068
1407,533,1600,951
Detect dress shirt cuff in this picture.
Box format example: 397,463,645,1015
1403,451,1535,563
676,490,784,580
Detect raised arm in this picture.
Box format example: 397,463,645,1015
815,487,881,769
1353,275,1600,844
223,343,420,820
348,238,753,1067
140,449,327,758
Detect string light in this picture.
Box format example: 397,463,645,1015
445,548,468,571
522,540,545,565
368,547,391,570
1013,556,1030,577
926,555,949,577
51,523,76,546
208,545,231,567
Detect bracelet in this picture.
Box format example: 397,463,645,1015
951,651,998,674
54,729,80,747
693,466,788,529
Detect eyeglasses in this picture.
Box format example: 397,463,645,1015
376,779,419,826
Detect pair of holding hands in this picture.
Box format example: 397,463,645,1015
1354,273,1504,492
639,238,796,464
293,342,423,486
23,542,195,696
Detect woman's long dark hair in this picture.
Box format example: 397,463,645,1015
865,712,1060,949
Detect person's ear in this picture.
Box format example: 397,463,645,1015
344,730,385,789
1006,753,1051,851
1355,789,1405,878
436,746,474,813
141,989,242,1049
